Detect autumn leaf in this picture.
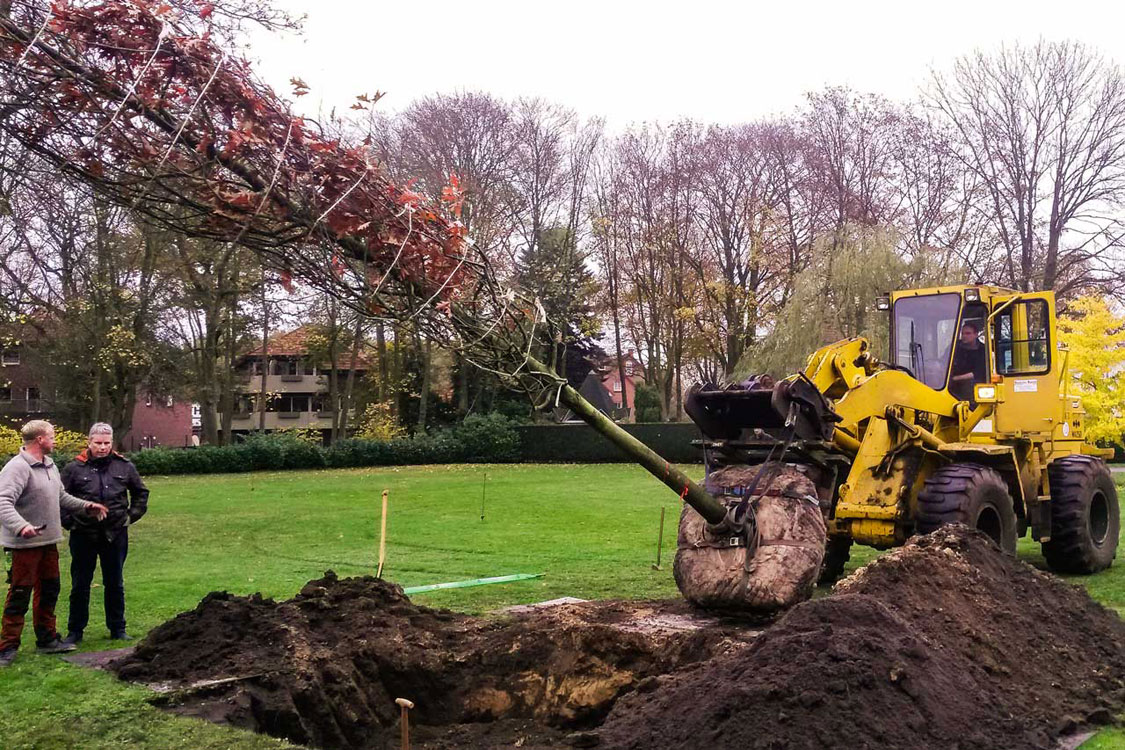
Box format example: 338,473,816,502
290,77,310,97
199,3,214,19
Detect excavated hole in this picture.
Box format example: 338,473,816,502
111,527,1125,750
112,576,761,750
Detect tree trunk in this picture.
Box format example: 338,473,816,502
258,284,270,433
375,321,388,403
218,303,236,445
416,335,432,432
327,326,341,444
338,314,364,438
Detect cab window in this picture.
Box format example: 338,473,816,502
993,300,1050,375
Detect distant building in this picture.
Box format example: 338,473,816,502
1,339,193,448
227,325,370,440
594,350,645,419
0,342,48,423
120,393,195,451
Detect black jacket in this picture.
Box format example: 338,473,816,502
60,450,149,538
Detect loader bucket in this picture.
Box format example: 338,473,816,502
685,375,839,443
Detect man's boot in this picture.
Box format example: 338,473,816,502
0,648,17,667
109,630,132,641
37,637,77,654
61,631,83,647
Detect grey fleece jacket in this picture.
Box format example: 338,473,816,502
0,449,93,549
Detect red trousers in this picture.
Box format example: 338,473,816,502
1,544,61,651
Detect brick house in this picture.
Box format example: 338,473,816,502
1,338,194,448
596,350,645,418
227,326,370,440
121,393,195,450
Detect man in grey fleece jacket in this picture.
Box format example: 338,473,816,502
0,420,107,666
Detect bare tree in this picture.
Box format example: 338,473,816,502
928,40,1125,296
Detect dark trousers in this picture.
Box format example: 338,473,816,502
1,544,61,651
68,529,128,635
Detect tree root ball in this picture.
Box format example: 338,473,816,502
673,464,826,612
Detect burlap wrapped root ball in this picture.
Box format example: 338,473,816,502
673,465,826,612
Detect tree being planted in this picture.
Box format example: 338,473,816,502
0,1,755,551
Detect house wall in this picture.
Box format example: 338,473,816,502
0,348,50,425
121,397,194,450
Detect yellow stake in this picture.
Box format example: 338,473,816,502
377,489,388,578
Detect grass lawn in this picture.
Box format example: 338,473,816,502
0,464,1123,749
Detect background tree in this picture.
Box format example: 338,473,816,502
927,40,1125,296
1057,296,1125,447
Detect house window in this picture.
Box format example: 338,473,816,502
613,380,622,392
276,394,310,412
26,387,40,409
1,349,18,366
0,387,10,403
276,359,301,376
167,395,175,407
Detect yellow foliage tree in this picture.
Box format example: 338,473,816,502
0,425,89,456
1058,296,1125,447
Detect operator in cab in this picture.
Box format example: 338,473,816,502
949,321,987,403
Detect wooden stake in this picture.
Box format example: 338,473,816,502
653,506,666,570
377,489,388,578
395,697,414,750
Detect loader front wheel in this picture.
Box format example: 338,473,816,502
1042,456,1120,574
916,463,1017,554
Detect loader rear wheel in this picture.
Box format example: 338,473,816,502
1042,456,1120,574
817,537,852,586
916,463,1017,554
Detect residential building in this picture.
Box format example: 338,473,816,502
2,339,194,447
0,343,48,422
227,326,370,440
596,350,645,418
121,393,196,450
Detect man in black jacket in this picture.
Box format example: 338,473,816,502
60,423,149,644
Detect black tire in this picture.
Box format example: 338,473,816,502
916,463,1018,554
1042,456,1120,574
817,536,852,586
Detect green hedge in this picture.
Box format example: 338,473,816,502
2,415,702,476
127,413,522,476
514,422,702,463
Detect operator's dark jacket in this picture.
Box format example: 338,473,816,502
60,450,148,538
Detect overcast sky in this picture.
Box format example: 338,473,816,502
248,0,1124,126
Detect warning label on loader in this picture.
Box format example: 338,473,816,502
1013,379,1038,393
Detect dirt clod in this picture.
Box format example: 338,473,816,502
113,527,1125,750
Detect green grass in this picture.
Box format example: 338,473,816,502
0,465,1123,749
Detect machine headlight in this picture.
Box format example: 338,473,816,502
974,384,998,402
964,288,981,302
876,295,891,311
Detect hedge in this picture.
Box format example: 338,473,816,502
0,415,705,476
514,422,702,463
127,413,522,475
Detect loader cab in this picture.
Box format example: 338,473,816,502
886,285,1066,437
888,289,987,395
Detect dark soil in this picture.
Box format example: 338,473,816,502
112,527,1125,750
598,527,1125,750
113,573,757,749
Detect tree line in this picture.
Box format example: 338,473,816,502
1,31,1123,439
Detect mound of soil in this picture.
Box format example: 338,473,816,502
598,526,1125,750
113,573,756,749
114,527,1125,750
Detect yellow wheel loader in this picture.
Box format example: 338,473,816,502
684,284,1120,595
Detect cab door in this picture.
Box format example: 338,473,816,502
989,292,1058,436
